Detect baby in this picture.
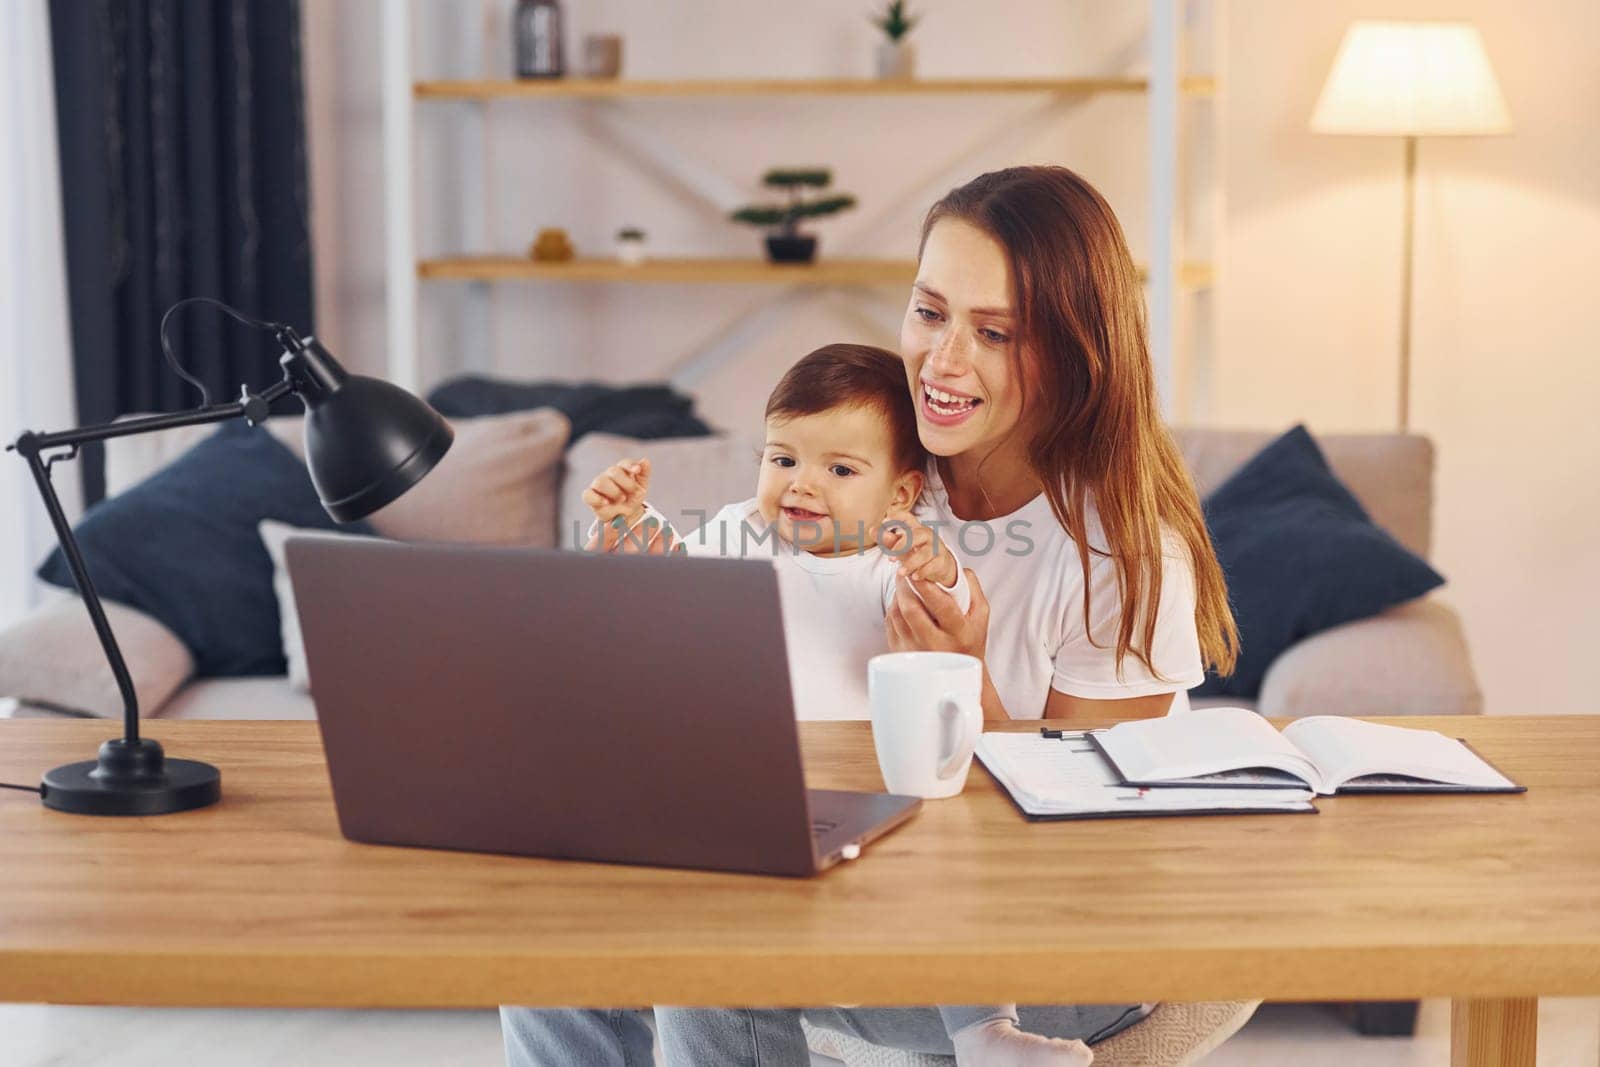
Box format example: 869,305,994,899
584,343,1095,1067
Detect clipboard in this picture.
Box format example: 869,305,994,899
975,730,1320,822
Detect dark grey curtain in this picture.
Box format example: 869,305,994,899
49,0,314,504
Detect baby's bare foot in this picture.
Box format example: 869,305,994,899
950,1017,1094,1067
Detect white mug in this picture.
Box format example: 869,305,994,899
868,652,983,799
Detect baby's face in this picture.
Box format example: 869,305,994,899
756,405,919,556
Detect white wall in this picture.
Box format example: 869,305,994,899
304,0,1172,434
306,0,1599,715
1216,0,1600,715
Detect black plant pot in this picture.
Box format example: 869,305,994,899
765,235,818,264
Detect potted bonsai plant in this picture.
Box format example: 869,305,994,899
731,169,857,264
871,0,918,80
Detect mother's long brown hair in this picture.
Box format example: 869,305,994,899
922,166,1237,679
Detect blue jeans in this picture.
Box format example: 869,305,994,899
500,1002,1152,1066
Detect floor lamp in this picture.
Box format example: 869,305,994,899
1310,20,1511,432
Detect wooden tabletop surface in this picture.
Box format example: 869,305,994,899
1,716,1597,1009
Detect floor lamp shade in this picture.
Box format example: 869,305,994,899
1310,21,1511,136
1310,20,1511,430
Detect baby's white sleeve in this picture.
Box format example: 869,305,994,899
935,561,972,613
581,501,675,552
680,499,765,558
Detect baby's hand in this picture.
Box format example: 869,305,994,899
881,511,958,588
582,458,682,555
582,458,650,525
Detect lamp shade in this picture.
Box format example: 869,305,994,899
1310,21,1511,136
287,339,454,522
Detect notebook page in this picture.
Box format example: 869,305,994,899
1283,717,1518,791
976,733,1315,816
1093,707,1324,791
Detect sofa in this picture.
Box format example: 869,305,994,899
0,420,1480,725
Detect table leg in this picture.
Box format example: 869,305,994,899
1450,998,1537,1067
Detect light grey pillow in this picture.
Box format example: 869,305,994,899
258,519,377,692
365,408,570,548
0,597,194,718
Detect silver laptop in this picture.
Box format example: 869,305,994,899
286,538,920,877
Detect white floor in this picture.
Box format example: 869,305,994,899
1,999,1595,1066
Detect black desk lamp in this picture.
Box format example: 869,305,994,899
6,298,453,816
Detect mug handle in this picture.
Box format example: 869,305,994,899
935,693,978,780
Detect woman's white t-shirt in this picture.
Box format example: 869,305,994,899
919,464,1204,719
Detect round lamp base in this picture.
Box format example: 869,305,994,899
41,740,221,815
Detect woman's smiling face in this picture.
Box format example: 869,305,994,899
900,218,1028,460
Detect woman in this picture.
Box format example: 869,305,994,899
502,166,1238,1066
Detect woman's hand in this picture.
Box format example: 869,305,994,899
886,569,1009,720
886,567,988,659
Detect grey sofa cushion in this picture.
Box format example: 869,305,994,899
560,432,761,548
364,409,570,548
562,428,1437,560
157,676,317,720
1258,598,1482,718
1175,428,1434,559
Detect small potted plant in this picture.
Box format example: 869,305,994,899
871,0,918,80
615,226,647,265
731,169,857,264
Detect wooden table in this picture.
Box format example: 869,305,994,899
2,717,1598,1066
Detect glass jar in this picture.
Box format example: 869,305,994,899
514,0,564,79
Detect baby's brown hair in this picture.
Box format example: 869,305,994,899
764,344,924,473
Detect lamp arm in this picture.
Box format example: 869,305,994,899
19,377,296,452
5,374,298,742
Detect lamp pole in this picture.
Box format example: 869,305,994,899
1397,134,1418,433
1309,21,1511,434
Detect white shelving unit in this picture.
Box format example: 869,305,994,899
380,0,1223,416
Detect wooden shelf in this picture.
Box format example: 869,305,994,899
419,256,914,285
418,256,1215,288
414,76,1217,100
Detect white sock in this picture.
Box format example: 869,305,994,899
949,1016,1094,1067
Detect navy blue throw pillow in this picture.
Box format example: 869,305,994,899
38,422,372,677
427,377,711,442
1194,425,1444,699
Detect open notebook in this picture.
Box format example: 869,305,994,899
975,731,1317,820
1090,708,1525,796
